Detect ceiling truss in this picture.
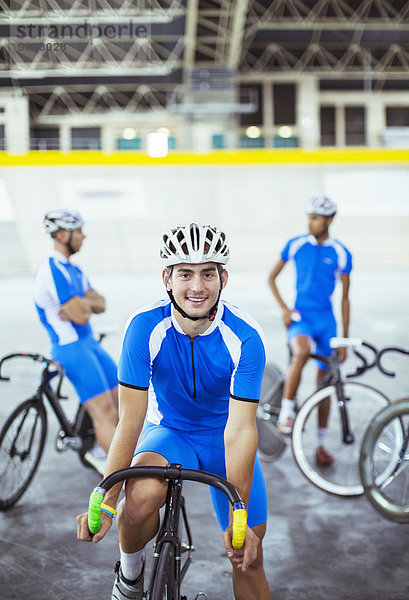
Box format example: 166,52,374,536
0,0,408,118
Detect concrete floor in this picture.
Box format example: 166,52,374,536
0,268,408,600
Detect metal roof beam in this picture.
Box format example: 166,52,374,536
227,0,249,68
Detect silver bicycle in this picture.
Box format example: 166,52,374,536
359,346,409,523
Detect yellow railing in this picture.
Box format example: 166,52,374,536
1,147,409,167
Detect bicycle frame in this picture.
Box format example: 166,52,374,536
309,349,355,444
310,340,378,446
0,353,87,448
147,477,194,599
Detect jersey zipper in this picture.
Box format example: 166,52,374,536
190,338,197,398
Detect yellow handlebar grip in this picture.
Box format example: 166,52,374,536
232,507,247,549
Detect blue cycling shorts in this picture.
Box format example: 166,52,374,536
51,335,117,403
288,308,337,370
135,421,267,532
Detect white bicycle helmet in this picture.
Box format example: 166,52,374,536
305,195,337,217
44,209,84,234
160,222,229,267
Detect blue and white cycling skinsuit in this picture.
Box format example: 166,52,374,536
33,249,117,403
281,234,353,369
118,298,267,531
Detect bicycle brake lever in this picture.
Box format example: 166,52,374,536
346,366,366,378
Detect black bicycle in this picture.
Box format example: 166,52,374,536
87,463,247,600
359,345,409,523
0,351,99,510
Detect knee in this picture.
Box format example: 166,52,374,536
87,393,116,420
290,344,310,365
118,480,165,526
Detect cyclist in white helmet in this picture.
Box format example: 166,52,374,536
34,210,118,475
268,196,352,465
77,222,271,600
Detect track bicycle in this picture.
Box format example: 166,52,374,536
0,350,102,510
87,463,247,600
257,337,395,496
290,337,399,497
359,345,409,523
255,338,381,466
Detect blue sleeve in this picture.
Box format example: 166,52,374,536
118,315,152,390
231,331,266,402
280,239,292,262
341,246,353,275
49,259,75,304
342,248,352,275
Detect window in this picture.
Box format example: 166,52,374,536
345,106,366,145
239,84,263,126
30,127,59,150
71,127,101,150
320,106,336,146
386,107,409,127
273,83,296,125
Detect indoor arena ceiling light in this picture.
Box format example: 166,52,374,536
245,126,261,139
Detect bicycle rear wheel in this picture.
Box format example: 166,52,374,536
256,363,287,462
360,398,409,523
0,399,47,509
292,382,389,496
151,542,177,600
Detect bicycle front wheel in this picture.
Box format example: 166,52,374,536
360,398,409,523
151,542,177,600
256,362,287,462
292,382,389,496
0,399,47,509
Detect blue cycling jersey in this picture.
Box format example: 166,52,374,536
118,299,266,432
34,249,93,345
281,234,353,311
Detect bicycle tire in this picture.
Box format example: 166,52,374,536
360,398,409,523
0,399,47,509
151,542,177,600
292,382,390,497
256,363,287,462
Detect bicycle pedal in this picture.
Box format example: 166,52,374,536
55,431,82,452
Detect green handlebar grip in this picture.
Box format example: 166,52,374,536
88,489,104,534
232,507,247,549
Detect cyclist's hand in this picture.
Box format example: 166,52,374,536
338,346,347,363
58,308,70,321
223,525,259,572
76,511,113,543
282,308,293,328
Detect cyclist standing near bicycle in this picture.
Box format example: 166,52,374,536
33,210,118,474
77,222,270,600
268,196,352,465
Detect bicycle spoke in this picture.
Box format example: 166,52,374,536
0,401,47,509
292,383,390,496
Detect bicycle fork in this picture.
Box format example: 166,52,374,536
334,380,355,445
11,396,43,461
147,477,190,599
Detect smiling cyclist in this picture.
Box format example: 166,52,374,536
76,222,271,600
268,196,353,465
